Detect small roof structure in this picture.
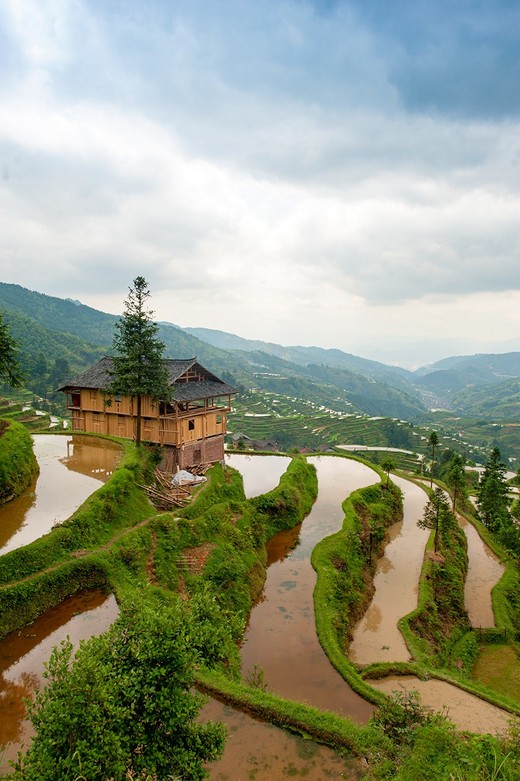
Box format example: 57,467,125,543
59,356,236,402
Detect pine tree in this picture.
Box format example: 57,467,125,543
109,277,171,447
445,453,467,512
477,447,510,533
428,431,439,489
418,487,453,553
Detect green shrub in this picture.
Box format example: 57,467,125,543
0,419,39,504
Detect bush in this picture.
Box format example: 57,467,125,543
0,419,39,504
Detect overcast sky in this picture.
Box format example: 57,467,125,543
1,0,519,367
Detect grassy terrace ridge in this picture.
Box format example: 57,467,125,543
359,477,520,719
1,438,519,779
311,466,403,706
0,417,39,504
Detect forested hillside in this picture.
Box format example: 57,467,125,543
0,283,426,421
1,282,519,460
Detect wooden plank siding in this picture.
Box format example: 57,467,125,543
60,357,235,472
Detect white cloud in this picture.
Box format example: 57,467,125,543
0,0,519,366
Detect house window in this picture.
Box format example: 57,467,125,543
188,419,195,431
115,394,122,403
216,414,222,424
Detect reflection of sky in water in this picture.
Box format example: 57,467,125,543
0,435,121,554
240,455,377,724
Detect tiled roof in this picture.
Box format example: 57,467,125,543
58,356,236,401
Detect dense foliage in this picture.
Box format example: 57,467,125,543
0,312,23,388
7,591,230,781
0,419,39,504
477,448,520,560
109,277,171,447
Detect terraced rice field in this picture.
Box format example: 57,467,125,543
229,390,426,469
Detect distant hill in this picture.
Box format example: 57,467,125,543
233,349,426,419
185,327,413,388
415,352,520,379
451,378,520,421
0,283,428,419
0,282,245,382
413,352,520,404
3,282,519,428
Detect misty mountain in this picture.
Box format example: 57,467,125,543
184,327,413,389
416,352,520,379
413,352,520,405
2,282,519,425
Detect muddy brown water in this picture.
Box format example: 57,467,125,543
0,434,122,554
369,675,517,736
237,454,378,723
458,516,505,628
201,697,363,780
0,589,119,773
349,475,430,665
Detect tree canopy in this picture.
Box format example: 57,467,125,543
109,276,171,446
8,590,231,781
477,447,509,534
418,487,454,553
0,311,24,388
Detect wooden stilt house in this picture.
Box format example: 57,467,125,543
59,357,236,471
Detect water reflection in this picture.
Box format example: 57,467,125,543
225,454,291,498
349,476,430,665
236,455,378,724
0,590,119,772
0,434,121,554
201,697,363,780
458,516,504,628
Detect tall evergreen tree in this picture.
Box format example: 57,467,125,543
477,447,510,533
0,311,24,388
445,453,467,512
428,431,439,489
418,487,453,553
109,277,171,447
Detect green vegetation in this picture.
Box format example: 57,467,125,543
312,473,402,704
0,311,23,389
154,455,318,618
7,591,232,781
365,688,519,781
402,492,469,663
108,276,172,448
0,419,39,504
0,439,519,780
417,487,454,554
473,645,520,706
0,440,154,636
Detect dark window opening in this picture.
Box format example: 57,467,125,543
188,419,195,431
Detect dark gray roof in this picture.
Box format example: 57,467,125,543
59,356,236,401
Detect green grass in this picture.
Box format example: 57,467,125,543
0,418,39,503
472,645,520,705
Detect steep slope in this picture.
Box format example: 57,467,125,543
0,283,244,381
237,350,426,419
185,327,414,388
